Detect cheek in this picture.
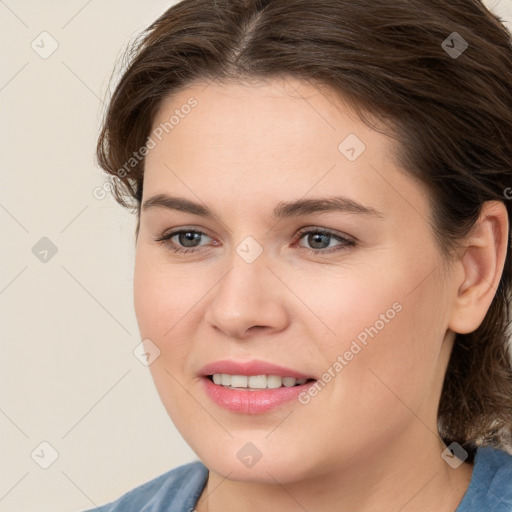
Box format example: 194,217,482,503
133,249,206,337
133,261,165,338
288,262,403,356
339,280,447,419
303,261,446,411
133,252,203,423
133,249,215,400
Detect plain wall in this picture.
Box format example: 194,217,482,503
1,1,511,511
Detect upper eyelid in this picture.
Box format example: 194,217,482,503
161,226,349,238
296,226,353,239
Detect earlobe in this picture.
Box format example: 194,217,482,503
448,200,509,335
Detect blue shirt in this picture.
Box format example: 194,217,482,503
82,446,512,511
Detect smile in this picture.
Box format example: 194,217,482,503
209,373,310,389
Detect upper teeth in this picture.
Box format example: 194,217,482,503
212,374,308,389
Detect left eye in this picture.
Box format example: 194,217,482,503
295,229,355,252
155,228,355,254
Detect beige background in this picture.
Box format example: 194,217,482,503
1,1,511,511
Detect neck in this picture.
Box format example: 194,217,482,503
195,426,473,512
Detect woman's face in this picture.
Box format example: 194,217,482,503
134,77,457,482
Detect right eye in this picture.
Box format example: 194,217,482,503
155,229,216,254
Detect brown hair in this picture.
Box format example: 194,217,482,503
96,0,512,460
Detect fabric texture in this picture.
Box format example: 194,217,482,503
81,445,512,511
456,446,512,511
81,460,208,512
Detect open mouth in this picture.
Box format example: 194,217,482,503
206,374,317,390
201,369,318,413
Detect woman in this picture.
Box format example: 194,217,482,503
85,0,512,510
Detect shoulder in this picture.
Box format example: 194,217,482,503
457,445,512,511
80,460,208,512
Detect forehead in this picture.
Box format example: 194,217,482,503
148,76,395,162
143,77,429,226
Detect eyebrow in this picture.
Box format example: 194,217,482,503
141,194,384,219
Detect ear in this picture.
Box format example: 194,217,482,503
448,200,509,335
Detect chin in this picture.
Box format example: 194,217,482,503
190,438,317,484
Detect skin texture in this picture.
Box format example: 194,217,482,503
133,77,508,512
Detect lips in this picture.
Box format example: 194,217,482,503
199,359,316,380
198,359,317,414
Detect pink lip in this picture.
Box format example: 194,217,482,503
199,359,315,379
198,359,317,414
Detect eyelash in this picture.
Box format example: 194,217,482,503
154,227,356,255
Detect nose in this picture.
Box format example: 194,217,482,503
203,255,290,340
